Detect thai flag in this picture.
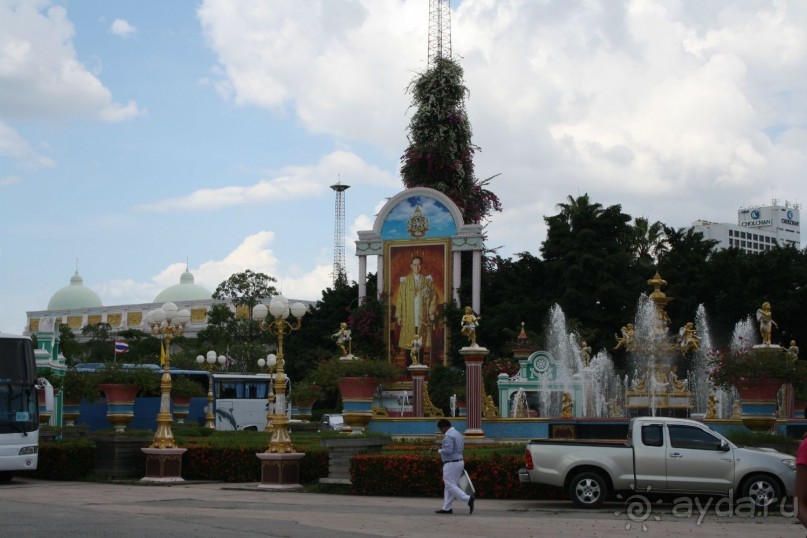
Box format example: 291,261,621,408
114,340,129,354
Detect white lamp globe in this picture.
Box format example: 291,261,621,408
162,302,178,321
290,302,307,319
253,303,268,321
269,295,288,318
196,354,204,365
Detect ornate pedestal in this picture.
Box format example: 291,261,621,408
407,364,429,417
141,447,187,482
460,346,489,438
256,452,305,490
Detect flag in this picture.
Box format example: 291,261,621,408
160,342,166,366
114,340,129,354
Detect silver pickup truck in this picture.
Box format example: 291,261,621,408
518,417,796,508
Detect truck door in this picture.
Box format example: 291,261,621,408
633,423,668,491
665,424,734,493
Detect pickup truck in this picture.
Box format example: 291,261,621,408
518,417,796,508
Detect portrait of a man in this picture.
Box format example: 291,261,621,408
388,241,448,367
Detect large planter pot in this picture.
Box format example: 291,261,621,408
171,395,192,424
292,399,316,421
735,379,784,432
63,397,82,427
100,383,139,433
338,377,379,431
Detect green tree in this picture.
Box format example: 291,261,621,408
539,194,643,366
631,217,667,269
212,269,277,321
400,57,501,224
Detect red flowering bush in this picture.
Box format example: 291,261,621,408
708,341,805,391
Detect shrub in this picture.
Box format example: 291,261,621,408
23,438,96,480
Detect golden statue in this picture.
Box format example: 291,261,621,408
613,323,635,351
409,336,423,365
561,392,574,418
788,340,799,362
670,367,686,391
678,322,700,353
704,393,719,419
423,385,444,417
332,322,352,357
460,306,480,347
581,341,592,367
756,301,777,346
482,388,499,419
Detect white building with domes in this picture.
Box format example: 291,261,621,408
26,267,217,342
26,267,313,343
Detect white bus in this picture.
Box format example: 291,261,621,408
212,373,292,431
0,333,39,481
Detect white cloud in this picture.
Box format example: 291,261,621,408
109,18,137,38
137,150,397,213
0,1,143,122
95,230,329,306
198,0,422,152
0,120,54,169
0,175,22,186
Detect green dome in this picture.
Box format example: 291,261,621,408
153,269,211,303
47,271,103,310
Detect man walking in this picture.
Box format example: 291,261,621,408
435,418,474,515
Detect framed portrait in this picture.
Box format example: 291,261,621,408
386,239,450,368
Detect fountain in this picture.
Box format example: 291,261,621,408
497,304,620,418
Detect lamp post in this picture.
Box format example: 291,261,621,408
144,301,190,449
257,353,278,432
196,350,226,429
253,296,307,453
141,301,190,482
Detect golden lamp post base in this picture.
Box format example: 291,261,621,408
141,448,187,482
256,452,305,490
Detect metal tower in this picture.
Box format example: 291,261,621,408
330,180,350,284
428,0,452,68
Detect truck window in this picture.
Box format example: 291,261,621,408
641,424,663,447
668,425,722,451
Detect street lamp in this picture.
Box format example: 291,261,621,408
196,350,226,429
257,353,278,432
144,301,190,449
253,295,307,453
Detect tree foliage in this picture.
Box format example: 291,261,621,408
401,57,501,224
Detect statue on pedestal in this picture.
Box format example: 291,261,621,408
678,322,700,353
332,322,352,357
756,301,777,346
460,306,480,347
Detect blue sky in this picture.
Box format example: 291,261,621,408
2,0,807,334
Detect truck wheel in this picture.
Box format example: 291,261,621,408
569,471,607,508
0,472,13,483
742,473,781,508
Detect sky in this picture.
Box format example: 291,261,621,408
1,0,806,334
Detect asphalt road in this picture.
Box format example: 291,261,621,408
0,477,803,537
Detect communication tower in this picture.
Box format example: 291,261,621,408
330,181,350,284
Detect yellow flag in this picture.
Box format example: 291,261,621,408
160,342,166,366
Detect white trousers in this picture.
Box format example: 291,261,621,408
442,460,470,510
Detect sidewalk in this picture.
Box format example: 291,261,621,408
0,478,802,537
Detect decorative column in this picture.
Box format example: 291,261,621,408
452,251,461,306
358,255,367,303
142,302,190,482
472,250,481,315
408,364,429,417
460,346,489,438
376,254,384,300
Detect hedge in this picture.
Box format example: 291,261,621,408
23,438,96,481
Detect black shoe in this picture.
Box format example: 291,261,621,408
468,496,475,514
435,509,453,514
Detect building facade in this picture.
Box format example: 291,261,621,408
691,201,801,253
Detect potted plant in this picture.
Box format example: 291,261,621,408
290,380,322,420
709,344,805,431
95,363,160,432
62,370,100,426
313,357,400,431
171,376,205,424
